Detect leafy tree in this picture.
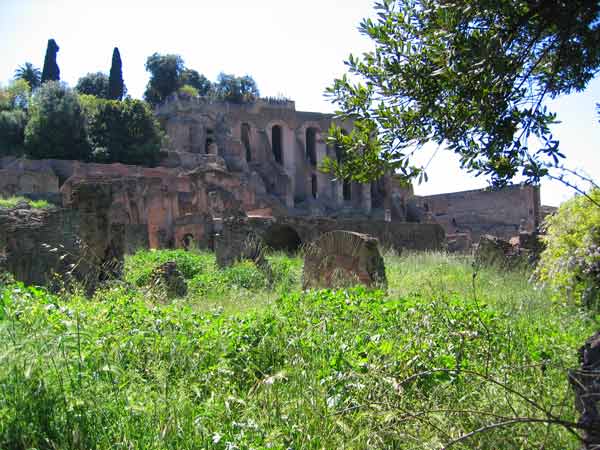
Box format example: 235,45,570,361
87,98,164,166
0,80,32,156
25,81,90,160
325,0,600,185
75,72,110,98
180,69,213,97
0,79,32,111
14,63,41,90
144,53,185,106
109,47,125,100
41,39,60,83
215,73,259,103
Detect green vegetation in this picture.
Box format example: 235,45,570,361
325,0,600,186
14,62,41,91
75,72,110,98
0,196,51,209
143,52,260,107
0,250,596,449
537,189,600,308
86,97,164,165
24,81,90,160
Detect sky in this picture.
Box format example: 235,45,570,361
1,0,599,206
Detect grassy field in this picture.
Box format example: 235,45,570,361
0,249,597,449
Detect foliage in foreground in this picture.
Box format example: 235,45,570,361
325,0,600,186
0,251,597,449
537,189,600,307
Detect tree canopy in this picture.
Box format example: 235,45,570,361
325,0,600,186
14,63,41,90
144,53,185,106
25,81,89,160
41,39,60,84
215,73,260,104
75,72,110,98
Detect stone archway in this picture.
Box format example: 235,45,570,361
263,224,302,252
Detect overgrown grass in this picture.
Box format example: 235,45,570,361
0,196,51,209
0,250,597,449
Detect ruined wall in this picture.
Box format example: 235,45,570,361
415,185,540,241
215,215,445,266
155,97,373,215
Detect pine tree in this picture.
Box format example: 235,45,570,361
41,39,60,83
108,47,124,100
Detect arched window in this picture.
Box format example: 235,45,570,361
311,174,318,199
272,125,283,164
241,123,251,162
306,127,317,167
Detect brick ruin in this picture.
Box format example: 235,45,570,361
0,96,552,285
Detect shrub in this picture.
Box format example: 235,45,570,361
24,81,90,160
177,84,199,99
87,98,164,166
0,110,27,156
537,189,600,307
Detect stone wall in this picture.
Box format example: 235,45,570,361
215,215,445,266
415,185,541,241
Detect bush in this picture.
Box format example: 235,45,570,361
0,110,27,156
24,81,90,160
87,98,164,166
537,189,600,307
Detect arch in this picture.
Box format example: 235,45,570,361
241,122,252,162
272,125,283,164
306,127,317,167
263,224,302,252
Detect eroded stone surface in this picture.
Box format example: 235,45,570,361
302,231,386,290
570,332,600,449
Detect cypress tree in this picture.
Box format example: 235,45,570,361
41,39,60,83
108,47,124,100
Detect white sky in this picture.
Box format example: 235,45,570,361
1,0,599,206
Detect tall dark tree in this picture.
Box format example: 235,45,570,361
325,0,600,186
108,47,124,100
41,39,60,83
14,62,41,90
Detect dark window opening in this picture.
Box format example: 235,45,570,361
343,180,351,201
205,128,215,154
241,123,251,162
272,125,283,164
311,174,318,199
306,127,317,167
371,180,385,209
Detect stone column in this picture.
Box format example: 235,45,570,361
315,139,329,201
283,126,296,196
361,183,372,214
